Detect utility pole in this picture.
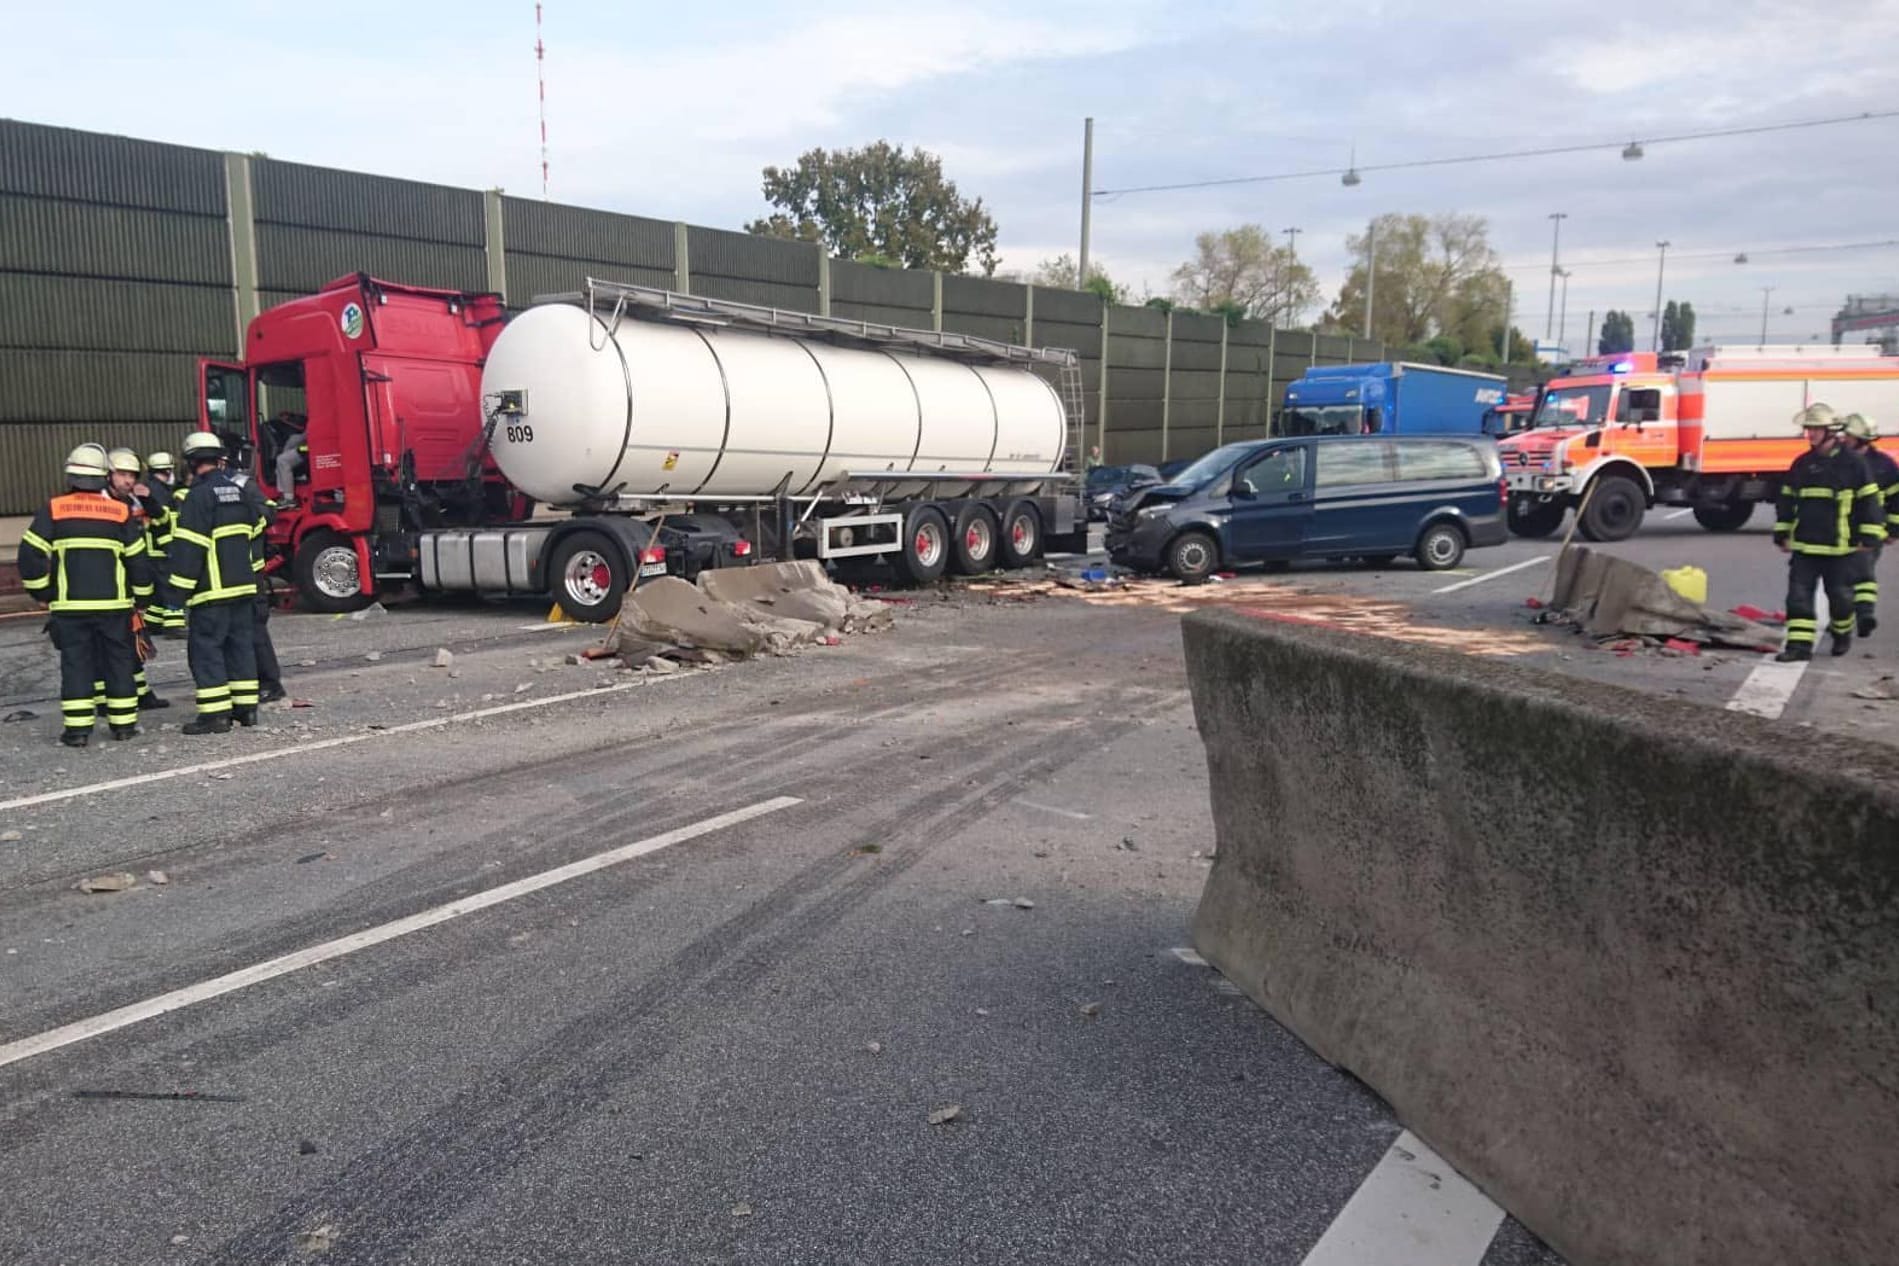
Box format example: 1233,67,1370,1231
1583,308,1594,358
1545,212,1567,343
1557,269,1572,354
1651,240,1670,351
1362,220,1376,340
1284,226,1303,258
1281,227,1303,326
1500,278,1513,363
1759,286,1775,344
1078,118,1094,292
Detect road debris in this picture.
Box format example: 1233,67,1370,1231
3,709,37,723
170,1234,190,1246
0,830,21,843
642,656,679,675
348,602,386,621
513,682,532,695
298,1139,320,1155
76,873,138,894
1852,676,1897,701
297,1224,337,1253
432,648,454,669
927,1105,964,1126
864,1041,883,1055
1079,1002,1103,1019
1549,546,1779,650
731,1202,754,1218
363,651,383,662
146,870,169,885
295,851,331,865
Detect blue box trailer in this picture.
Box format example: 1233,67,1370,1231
1279,362,1509,438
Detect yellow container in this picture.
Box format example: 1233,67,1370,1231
1660,565,1707,606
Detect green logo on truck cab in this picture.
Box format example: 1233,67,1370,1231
340,302,365,340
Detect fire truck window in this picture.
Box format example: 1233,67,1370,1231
1616,388,1661,423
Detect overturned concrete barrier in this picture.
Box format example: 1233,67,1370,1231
700,561,891,633
1183,608,1899,1266
1551,545,1778,648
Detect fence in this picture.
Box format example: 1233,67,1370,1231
0,117,1384,513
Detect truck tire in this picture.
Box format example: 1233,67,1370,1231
1578,475,1645,542
293,529,372,614
1691,500,1754,532
891,505,950,585
1167,530,1219,583
1414,522,1467,571
949,503,1000,575
997,499,1043,568
1508,498,1565,538
548,529,629,622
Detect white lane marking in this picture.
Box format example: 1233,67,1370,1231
1430,554,1552,595
1726,592,1822,720
1299,1130,1506,1266
1666,507,1694,520
1015,799,1092,821
518,621,580,631
0,796,801,1070
0,675,683,814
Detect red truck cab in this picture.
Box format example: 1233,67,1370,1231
200,275,528,609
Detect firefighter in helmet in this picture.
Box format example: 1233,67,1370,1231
15,444,154,746
167,432,266,734
1839,413,1897,636
103,448,170,712
1773,404,1886,661
142,449,185,634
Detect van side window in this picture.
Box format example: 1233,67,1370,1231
1315,442,1394,487
1396,443,1486,481
1235,447,1306,497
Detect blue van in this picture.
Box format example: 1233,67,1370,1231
1104,435,1507,581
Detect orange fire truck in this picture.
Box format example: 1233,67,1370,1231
1498,345,1899,540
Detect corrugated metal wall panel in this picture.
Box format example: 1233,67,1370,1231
939,312,1023,344
255,225,487,293
0,196,232,284
0,275,234,353
0,350,201,424
1107,304,1168,339
941,274,1025,319
504,255,675,307
252,160,484,245
686,274,820,313
0,421,188,513
502,199,676,268
687,228,818,287
828,259,935,308
1030,286,1100,324
0,120,225,215
829,301,934,330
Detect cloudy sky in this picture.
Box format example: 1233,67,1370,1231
7,0,1897,348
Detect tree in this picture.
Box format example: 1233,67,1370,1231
1328,213,1508,351
746,141,1000,276
1171,225,1318,325
1661,300,1697,351
1598,310,1636,355
1032,253,1127,303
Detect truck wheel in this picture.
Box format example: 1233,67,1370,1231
892,506,950,585
293,530,372,614
548,529,628,622
1414,522,1467,571
1167,531,1218,583
949,504,1000,575
997,499,1042,568
1508,499,1566,539
1691,500,1754,532
1579,475,1645,542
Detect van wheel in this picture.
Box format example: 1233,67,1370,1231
1579,475,1645,542
892,505,950,585
997,499,1042,567
294,530,372,614
949,503,1000,575
1415,522,1467,571
1167,531,1218,583
1691,500,1754,532
548,529,629,623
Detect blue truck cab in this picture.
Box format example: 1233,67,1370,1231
1280,362,1510,437
1104,435,1507,581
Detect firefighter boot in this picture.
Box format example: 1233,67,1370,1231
259,682,287,704
1858,607,1878,638
59,729,90,749
1830,632,1854,657
233,706,259,728
139,692,171,711
110,724,139,741
182,714,233,736
1775,644,1812,663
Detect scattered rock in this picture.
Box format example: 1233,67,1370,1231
1013,897,1035,910
1078,1002,1102,1019
960,928,974,937
642,656,679,675
2,709,37,723
291,698,315,708
76,872,138,894
731,1202,753,1218
928,1105,963,1126
295,851,331,865
348,602,386,621
975,1008,990,1017
1117,836,1138,852
513,682,533,695
298,1139,320,1156
363,651,382,663
146,870,169,885
170,1234,190,1246
0,830,21,843
864,1041,883,1055
297,660,317,668
982,897,1013,907
565,654,585,666
981,897,1034,909
209,772,235,781
296,1223,337,1253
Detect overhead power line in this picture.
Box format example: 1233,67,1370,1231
1498,238,1899,273
1091,110,1899,198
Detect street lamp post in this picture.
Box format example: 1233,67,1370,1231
1760,286,1775,344
1650,240,1670,351
1545,212,1567,342
1362,220,1375,339
1557,268,1572,354
1078,117,1094,291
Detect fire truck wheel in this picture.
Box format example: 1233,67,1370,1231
1691,500,1755,532
948,504,1000,576
548,530,628,623
1579,475,1646,541
1508,498,1565,538
293,530,372,614
892,506,950,586
997,499,1043,568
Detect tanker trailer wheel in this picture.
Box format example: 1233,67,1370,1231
1578,475,1645,542
948,504,1001,575
548,529,629,622
1508,498,1565,539
293,529,373,614
997,499,1043,568
892,505,950,586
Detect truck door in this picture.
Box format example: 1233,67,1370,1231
1604,384,1679,467
200,360,254,460
363,355,485,483
1224,444,1312,559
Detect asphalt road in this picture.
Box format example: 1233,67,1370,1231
0,513,1891,1264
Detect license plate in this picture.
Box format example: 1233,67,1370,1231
639,562,668,578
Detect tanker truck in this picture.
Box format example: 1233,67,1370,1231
199,274,1087,620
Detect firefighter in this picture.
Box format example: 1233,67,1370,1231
223,457,286,704
1841,413,1898,637
142,450,184,634
16,444,154,747
103,448,171,711
168,432,265,734
1774,404,1886,661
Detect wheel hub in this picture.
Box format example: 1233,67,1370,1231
312,546,359,600
564,549,613,604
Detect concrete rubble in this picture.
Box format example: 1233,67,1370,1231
1548,545,1781,650
603,561,892,665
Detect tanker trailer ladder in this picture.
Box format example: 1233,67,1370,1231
1058,359,1087,469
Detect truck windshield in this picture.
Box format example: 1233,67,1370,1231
1532,385,1610,429
1281,405,1366,436
1163,442,1254,490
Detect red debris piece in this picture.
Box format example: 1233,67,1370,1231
290,698,315,709
1663,638,1702,656
1524,597,1545,610
1730,604,1786,624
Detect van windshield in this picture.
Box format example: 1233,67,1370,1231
1162,443,1256,490
1282,405,1366,436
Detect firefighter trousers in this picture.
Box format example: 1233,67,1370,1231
1849,544,1882,619
1785,553,1857,647
253,594,281,690
51,613,138,732
147,553,183,629
186,597,258,716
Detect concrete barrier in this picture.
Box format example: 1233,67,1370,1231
1183,608,1899,1266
